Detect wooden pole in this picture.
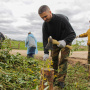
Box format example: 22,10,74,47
39,68,54,90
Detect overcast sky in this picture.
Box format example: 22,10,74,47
0,0,90,43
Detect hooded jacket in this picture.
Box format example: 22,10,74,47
25,33,38,54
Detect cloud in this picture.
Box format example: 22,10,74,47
18,12,43,41
0,9,14,23
54,1,90,39
0,0,90,43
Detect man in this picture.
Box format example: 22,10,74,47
0,32,5,49
38,5,76,88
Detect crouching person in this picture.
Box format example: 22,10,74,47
0,32,5,49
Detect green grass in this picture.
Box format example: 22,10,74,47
1,37,88,51
10,40,88,51
37,42,43,51
6,40,43,50
72,40,88,51
10,40,27,50
64,63,89,90
72,44,88,51
9,40,88,51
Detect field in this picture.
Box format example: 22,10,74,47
6,40,88,51
9,40,43,50
0,39,90,90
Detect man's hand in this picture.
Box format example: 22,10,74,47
57,40,66,48
43,54,49,61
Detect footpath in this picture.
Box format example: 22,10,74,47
10,50,88,64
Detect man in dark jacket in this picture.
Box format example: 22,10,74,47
0,32,5,49
38,5,76,88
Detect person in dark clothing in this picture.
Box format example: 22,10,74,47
38,5,76,88
0,32,5,49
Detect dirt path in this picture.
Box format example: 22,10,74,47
10,50,88,59
9,50,88,64
9,50,44,57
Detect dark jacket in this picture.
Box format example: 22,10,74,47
0,32,5,42
42,14,76,54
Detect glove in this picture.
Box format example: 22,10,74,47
57,40,66,48
43,54,49,61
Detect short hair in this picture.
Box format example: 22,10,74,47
38,5,50,14
28,32,31,34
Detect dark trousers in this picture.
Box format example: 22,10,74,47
88,45,90,64
27,47,35,58
51,45,70,83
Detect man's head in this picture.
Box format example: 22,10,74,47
28,32,31,35
38,5,52,22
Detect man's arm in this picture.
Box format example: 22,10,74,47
61,18,76,44
42,23,49,54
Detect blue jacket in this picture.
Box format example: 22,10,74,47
25,34,38,54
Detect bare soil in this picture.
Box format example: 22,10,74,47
9,50,88,64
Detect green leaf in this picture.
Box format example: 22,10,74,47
0,85,3,88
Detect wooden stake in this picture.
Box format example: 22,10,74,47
39,68,54,90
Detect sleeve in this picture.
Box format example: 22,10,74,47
61,18,76,44
79,30,88,37
79,33,87,37
42,23,49,54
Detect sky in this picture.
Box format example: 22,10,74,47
0,0,90,43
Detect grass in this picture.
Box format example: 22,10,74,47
9,40,43,50
72,40,88,51
64,63,89,90
4,40,88,52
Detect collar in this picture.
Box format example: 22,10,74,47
49,13,55,23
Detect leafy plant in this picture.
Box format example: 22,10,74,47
0,38,89,90
64,63,89,90
72,40,87,51
0,38,44,89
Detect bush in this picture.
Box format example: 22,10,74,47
0,38,44,89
